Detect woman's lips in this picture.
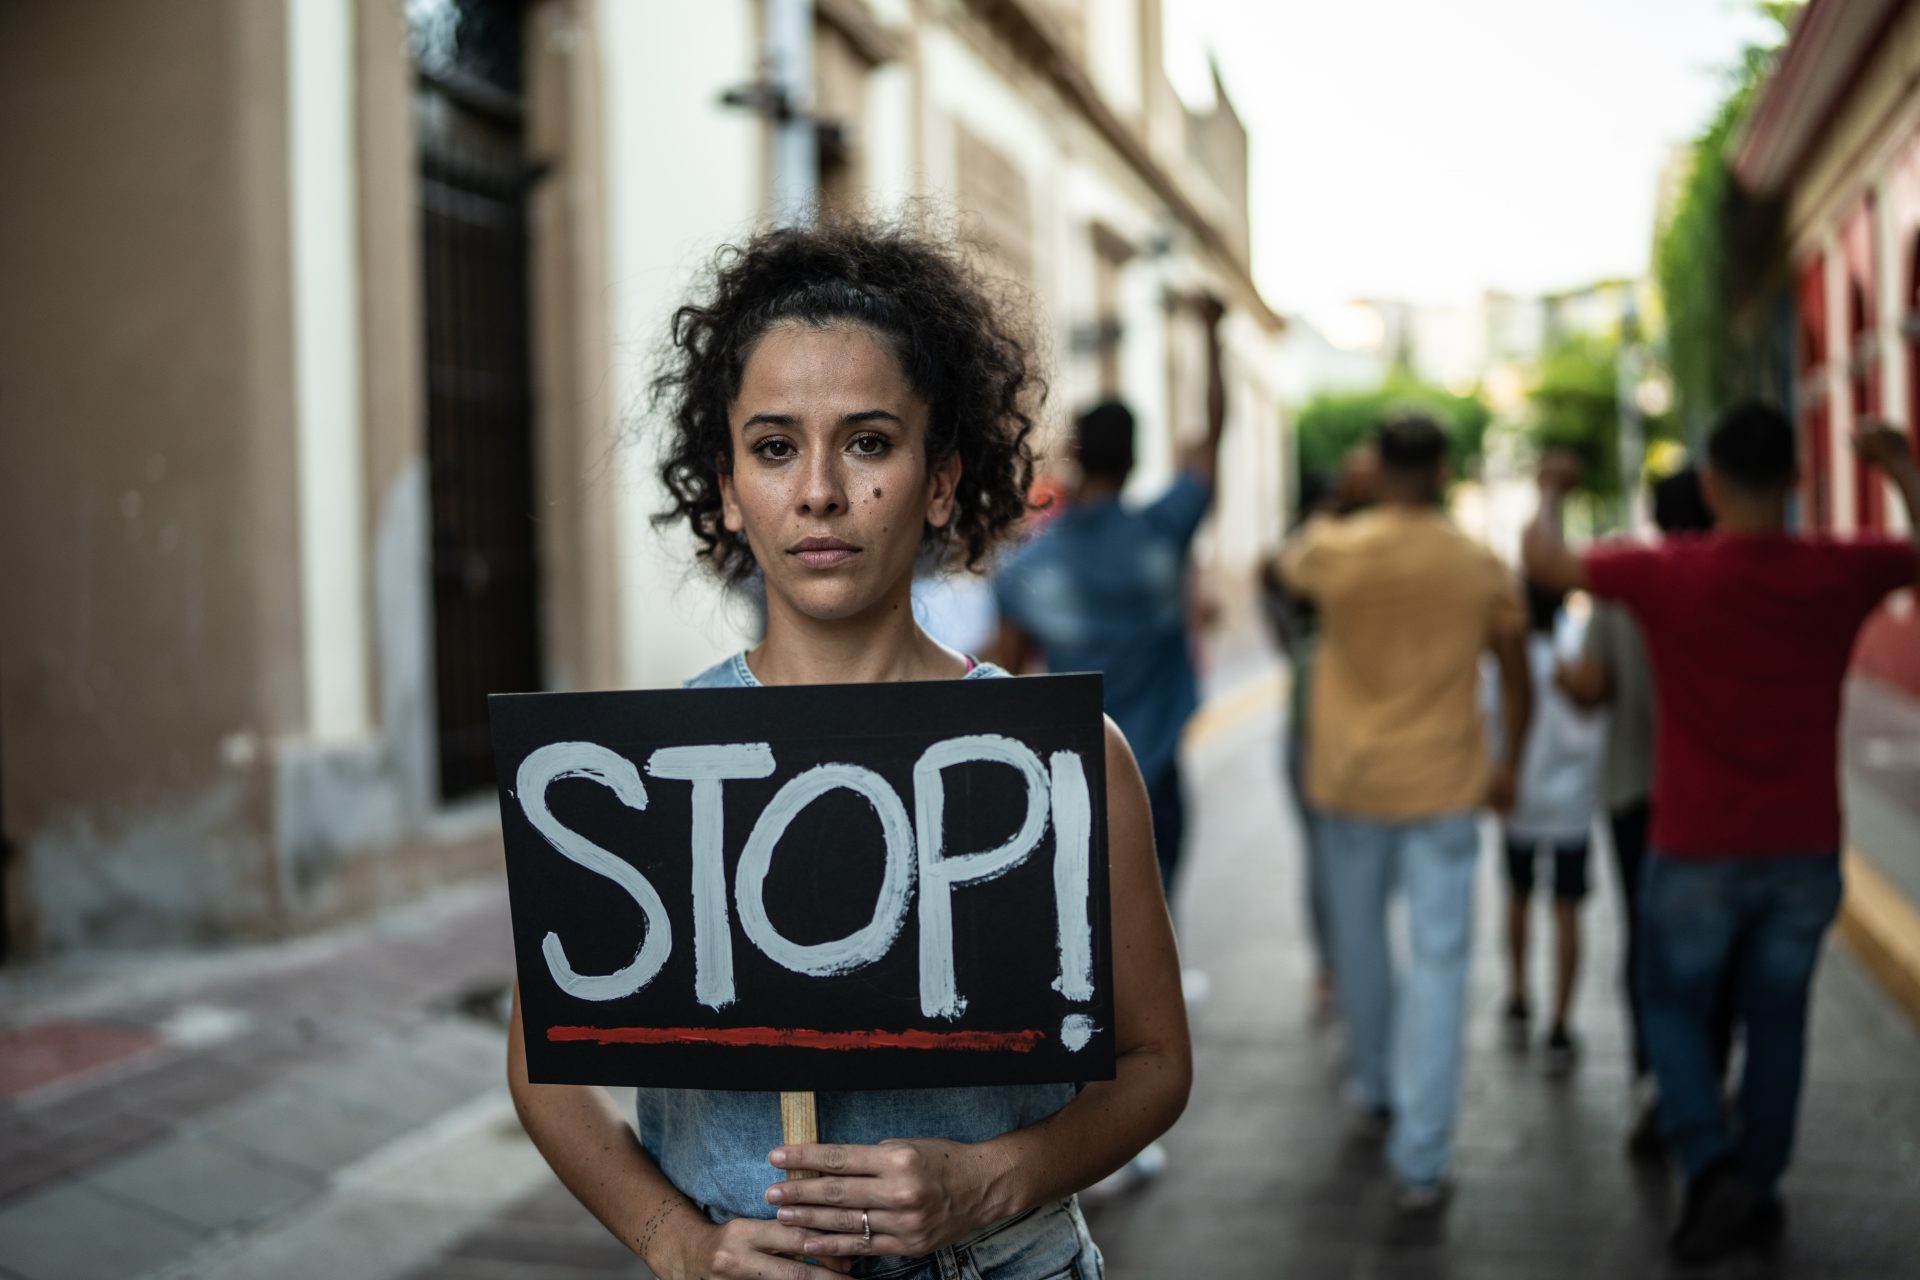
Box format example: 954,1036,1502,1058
789,538,859,569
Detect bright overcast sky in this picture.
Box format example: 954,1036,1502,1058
1165,0,1784,317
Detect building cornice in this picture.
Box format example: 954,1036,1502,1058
818,0,906,66
958,0,1283,331
1731,0,1907,196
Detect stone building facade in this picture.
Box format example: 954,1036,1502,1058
0,0,1287,954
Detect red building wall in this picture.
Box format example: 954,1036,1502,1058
1852,128,1920,700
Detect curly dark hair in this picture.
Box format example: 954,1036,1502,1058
648,217,1045,583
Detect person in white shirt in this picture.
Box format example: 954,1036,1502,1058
1499,579,1606,1073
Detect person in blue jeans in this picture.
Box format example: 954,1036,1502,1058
1526,405,1920,1266
1556,466,1736,1155
1277,415,1533,1213
505,220,1191,1280
1260,449,1380,1020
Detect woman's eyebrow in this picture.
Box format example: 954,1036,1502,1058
741,408,902,429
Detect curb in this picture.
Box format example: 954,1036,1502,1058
1837,847,1920,1030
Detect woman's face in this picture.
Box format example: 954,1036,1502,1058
719,323,959,625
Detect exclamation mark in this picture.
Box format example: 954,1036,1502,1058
1050,750,1096,1051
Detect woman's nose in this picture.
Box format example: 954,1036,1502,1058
797,451,845,516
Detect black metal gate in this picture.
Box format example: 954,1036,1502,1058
412,0,543,801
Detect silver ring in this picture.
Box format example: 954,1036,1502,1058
861,1210,872,1244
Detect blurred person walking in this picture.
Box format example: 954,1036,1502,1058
990,295,1228,902
1277,414,1532,1213
989,296,1225,1201
1496,573,1605,1075
1524,406,1920,1266
1260,446,1379,1018
1555,467,1727,1152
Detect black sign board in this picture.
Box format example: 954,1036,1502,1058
490,673,1112,1092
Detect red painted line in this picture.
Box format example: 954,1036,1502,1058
0,1021,164,1099
546,1025,1045,1052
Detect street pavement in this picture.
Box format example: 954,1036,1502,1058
3,648,1919,1280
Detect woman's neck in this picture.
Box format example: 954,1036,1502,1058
746,585,968,686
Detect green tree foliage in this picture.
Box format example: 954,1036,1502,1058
1528,332,1623,497
1654,10,1795,440
1293,373,1491,490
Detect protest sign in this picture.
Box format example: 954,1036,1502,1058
490,673,1112,1092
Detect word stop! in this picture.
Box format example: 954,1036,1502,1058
514,735,1096,1020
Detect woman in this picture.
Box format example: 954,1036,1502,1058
506,219,1191,1280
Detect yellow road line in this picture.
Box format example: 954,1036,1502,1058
1838,846,1920,1030
1184,668,1289,748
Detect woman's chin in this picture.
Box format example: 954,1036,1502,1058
775,583,890,626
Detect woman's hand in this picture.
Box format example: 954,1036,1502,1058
764,1138,1002,1260
653,1211,854,1279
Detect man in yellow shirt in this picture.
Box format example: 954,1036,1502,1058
1278,413,1531,1211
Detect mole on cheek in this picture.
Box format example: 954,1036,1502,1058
872,488,883,500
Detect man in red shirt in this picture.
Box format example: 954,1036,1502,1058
1524,403,1920,1267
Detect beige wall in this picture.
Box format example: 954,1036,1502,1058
527,0,623,695
0,0,303,948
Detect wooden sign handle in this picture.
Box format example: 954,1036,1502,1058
780,1090,817,1180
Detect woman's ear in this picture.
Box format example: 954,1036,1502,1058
717,455,745,534
925,450,962,529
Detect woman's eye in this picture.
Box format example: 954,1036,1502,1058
754,438,796,460
850,434,888,456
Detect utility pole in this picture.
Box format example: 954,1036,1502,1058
765,0,817,227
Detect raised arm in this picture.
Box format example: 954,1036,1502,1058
1555,607,1614,712
1486,628,1533,814
1856,420,1920,583
1521,451,1589,595
1177,293,1229,487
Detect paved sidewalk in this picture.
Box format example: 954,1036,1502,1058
3,654,1919,1279
0,883,539,1280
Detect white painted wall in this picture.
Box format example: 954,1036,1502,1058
1117,252,1173,492
864,61,917,218
922,29,1060,193
288,0,370,741
599,0,763,689
920,24,1069,323
1086,0,1143,119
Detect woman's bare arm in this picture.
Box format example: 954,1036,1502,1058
507,985,843,1279
968,716,1193,1203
